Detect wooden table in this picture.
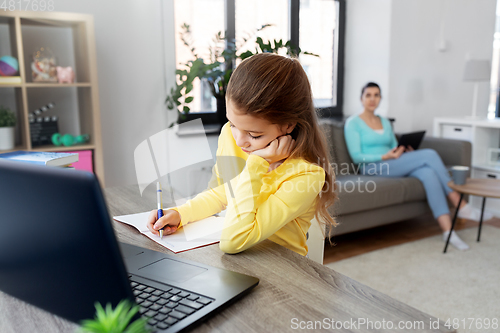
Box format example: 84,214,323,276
0,185,455,333
445,178,500,253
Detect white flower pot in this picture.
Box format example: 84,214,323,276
0,127,15,150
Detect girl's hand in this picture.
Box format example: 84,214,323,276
251,135,295,165
146,209,181,237
382,146,405,160
406,145,415,152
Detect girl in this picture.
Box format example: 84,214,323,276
344,82,493,251
146,53,337,256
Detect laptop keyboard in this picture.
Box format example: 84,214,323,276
129,277,214,331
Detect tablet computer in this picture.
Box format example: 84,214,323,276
398,131,426,150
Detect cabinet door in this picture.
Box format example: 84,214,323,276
442,125,473,141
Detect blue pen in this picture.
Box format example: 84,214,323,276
157,182,164,239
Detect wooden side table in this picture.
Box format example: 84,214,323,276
445,178,500,253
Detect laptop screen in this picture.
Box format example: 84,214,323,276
0,160,134,323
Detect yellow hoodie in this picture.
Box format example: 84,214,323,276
172,123,325,256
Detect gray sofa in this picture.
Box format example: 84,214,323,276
319,119,472,236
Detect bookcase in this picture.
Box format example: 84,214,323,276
0,10,104,183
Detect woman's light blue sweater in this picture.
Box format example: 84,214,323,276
344,115,398,164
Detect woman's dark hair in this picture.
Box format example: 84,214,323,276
361,82,381,98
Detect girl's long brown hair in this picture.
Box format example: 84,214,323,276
226,53,337,234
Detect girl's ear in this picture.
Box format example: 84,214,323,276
283,122,297,134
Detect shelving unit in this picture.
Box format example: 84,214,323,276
434,117,500,215
0,11,104,183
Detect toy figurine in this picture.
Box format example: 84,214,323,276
31,47,57,83
56,66,75,83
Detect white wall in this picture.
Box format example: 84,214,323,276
54,0,176,187
389,0,496,133
344,0,497,134
344,0,392,117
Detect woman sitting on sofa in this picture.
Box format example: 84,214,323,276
344,82,492,251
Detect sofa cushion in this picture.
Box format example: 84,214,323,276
400,177,426,202
331,175,427,216
319,121,336,161
319,120,356,174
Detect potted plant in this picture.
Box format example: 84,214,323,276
165,24,318,125
79,300,150,333
0,105,16,150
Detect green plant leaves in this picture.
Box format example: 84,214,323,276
185,83,193,94
0,106,16,127
79,300,150,333
165,22,319,120
239,50,254,60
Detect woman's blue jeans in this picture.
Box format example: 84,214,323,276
360,149,453,219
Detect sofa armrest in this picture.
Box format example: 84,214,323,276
419,137,472,167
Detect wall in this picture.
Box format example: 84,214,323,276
344,0,497,134
53,0,176,187
343,0,392,117
388,0,497,133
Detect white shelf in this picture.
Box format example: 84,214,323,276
434,117,500,216
433,117,500,132
472,164,500,173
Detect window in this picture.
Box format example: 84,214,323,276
173,0,224,113
173,0,345,118
299,0,338,108
235,0,290,57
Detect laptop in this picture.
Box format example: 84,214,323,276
0,160,259,332
398,130,426,150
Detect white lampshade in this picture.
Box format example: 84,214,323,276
463,59,491,81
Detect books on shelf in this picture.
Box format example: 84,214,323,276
0,76,22,84
0,151,79,167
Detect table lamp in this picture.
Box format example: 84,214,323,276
463,59,491,118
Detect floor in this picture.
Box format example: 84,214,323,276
323,214,500,265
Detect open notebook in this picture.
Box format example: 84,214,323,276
113,212,225,253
